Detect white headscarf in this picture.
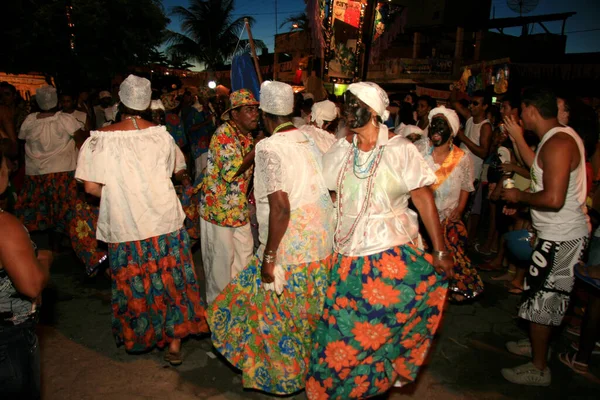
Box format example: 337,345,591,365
395,124,424,139
347,82,390,122
311,100,337,127
260,81,294,116
119,74,152,111
428,106,460,137
36,86,58,111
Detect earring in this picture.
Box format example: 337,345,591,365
371,117,378,127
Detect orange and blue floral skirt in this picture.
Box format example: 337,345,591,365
207,255,332,395
442,219,484,301
175,185,200,240
68,200,107,276
108,228,208,352
14,171,78,233
306,244,448,399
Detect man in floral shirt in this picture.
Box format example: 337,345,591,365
199,89,260,303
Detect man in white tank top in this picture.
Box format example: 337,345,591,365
499,87,588,386
453,90,493,181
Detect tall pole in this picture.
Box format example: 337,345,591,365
361,0,377,81
275,0,278,36
245,18,264,84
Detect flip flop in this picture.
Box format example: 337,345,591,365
474,243,492,256
477,262,503,271
575,263,600,291
558,352,588,375
164,350,183,366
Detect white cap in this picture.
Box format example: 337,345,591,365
347,82,390,122
428,106,460,137
118,74,152,111
99,91,112,100
36,86,58,111
150,99,165,111
311,100,338,127
259,81,294,116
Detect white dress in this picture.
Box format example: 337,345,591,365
323,124,437,257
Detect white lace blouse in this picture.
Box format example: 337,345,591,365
75,126,187,243
323,125,437,257
19,112,81,175
423,148,475,221
298,125,337,154
254,129,334,264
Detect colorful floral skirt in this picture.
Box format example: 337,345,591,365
442,219,484,301
306,244,448,399
207,255,332,395
14,171,78,233
68,200,108,276
108,228,208,352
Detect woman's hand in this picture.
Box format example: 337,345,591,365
433,256,454,279
503,115,524,141
261,259,275,283
448,208,463,222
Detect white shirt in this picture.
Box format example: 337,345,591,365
530,126,588,241
424,147,475,221
323,124,437,256
460,117,490,180
70,110,88,130
254,129,334,264
298,125,337,154
19,112,80,175
75,125,187,243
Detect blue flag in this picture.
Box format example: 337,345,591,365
231,53,261,101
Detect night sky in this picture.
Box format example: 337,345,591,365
163,0,600,55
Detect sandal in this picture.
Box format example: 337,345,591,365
504,282,524,295
164,351,183,366
477,262,503,272
559,352,588,375
474,243,492,256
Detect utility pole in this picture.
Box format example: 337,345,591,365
275,0,278,36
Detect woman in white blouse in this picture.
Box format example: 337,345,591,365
422,106,483,302
207,81,335,395
14,86,84,245
306,82,453,399
75,75,208,364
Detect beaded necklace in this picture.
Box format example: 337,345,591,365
272,121,294,134
334,139,385,247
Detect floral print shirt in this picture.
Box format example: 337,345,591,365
199,122,254,227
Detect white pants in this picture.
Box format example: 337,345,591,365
200,219,253,304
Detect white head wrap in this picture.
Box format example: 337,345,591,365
303,92,314,101
118,74,152,111
36,86,58,111
347,82,390,122
150,99,165,111
311,100,338,127
259,81,294,116
428,106,460,137
396,124,424,139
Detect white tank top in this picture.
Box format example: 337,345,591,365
460,117,490,180
530,126,588,241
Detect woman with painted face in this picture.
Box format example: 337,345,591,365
422,107,483,303
306,82,453,398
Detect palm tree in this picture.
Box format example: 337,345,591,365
279,12,309,32
165,0,266,71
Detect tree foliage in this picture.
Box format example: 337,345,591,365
279,12,309,32
0,0,169,87
165,0,266,71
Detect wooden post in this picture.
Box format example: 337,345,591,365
245,18,264,84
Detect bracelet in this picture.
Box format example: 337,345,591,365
181,173,191,180
432,250,452,260
264,253,276,264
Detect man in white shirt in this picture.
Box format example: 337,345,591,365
94,91,112,129
60,93,89,131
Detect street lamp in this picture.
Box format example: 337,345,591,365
208,80,217,89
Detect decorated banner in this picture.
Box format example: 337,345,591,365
324,0,367,82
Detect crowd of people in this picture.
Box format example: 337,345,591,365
1,71,600,399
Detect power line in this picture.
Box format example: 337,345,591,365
231,9,304,16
